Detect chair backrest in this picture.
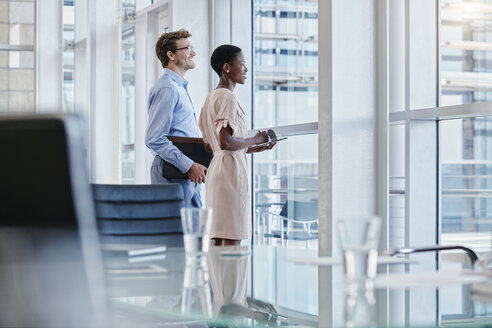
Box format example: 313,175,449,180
0,115,107,327
279,199,318,221
92,183,185,246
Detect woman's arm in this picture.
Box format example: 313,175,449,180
246,141,276,153
219,126,268,151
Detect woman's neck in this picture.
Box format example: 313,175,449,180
216,77,235,91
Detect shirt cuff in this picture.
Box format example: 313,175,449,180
177,156,194,174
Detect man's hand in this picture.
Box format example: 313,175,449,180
187,163,207,183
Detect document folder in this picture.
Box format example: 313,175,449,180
161,136,213,180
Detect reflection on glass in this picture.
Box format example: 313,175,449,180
181,261,212,317
343,290,377,328
208,246,249,315
254,134,318,248
208,246,279,325
441,0,492,105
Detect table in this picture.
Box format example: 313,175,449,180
102,244,492,327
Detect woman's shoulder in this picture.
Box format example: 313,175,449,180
206,88,236,106
210,88,235,98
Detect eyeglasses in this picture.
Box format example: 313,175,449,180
172,45,194,53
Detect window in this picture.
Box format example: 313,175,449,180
0,0,36,112
440,0,492,256
252,0,318,250
63,0,74,112
441,118,492,253
121,0,136,183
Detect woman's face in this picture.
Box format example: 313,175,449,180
227,51,248,84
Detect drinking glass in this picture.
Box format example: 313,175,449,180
181,208,213,266
337,216,381,292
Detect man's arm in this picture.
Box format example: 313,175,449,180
145,87,194,174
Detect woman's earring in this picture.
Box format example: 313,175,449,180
226,70,229,73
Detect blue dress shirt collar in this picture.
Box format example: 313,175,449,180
163,68,188,88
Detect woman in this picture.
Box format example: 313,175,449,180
199,45,275,246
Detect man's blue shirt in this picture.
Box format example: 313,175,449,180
145,68,201,173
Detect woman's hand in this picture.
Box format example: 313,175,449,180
253,130,269,144
219,127,270,151
246,141,277,153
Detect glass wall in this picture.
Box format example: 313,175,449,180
0,0,36,112
63,0,74,112
121,0,136,183
441,0,492,106
253,0,318,249
254,0,318,128
441,118,492,252
440,0,492,255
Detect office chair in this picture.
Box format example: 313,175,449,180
261,199,318,247
0,115,107,327
92,183,185,246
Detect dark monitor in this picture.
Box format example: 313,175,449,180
0,115,107,327
0,117,76,226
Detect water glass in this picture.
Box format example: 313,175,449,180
337,216,381,290
181,208,213,266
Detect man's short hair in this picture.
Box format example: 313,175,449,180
210,44,242,77
155,29,192,68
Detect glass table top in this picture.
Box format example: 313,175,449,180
102,244,492,327
3,229,490,327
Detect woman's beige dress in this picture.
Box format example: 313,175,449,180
198,88,251,240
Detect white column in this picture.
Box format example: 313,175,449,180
407,0,438,325
87,0,122,183
73,0,90,174
230,0,252,118
134,12,148,184
134,7,161,184
74,0,87,118
317,2,333,327
387,1,406,327
213,0,231,92
377,0,390,326
171,0,210,115
318,0,380,326
37,0,62,113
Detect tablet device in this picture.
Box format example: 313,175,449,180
249,136,287,150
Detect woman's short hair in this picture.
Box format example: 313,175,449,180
210,44,242,77
155,29,192,68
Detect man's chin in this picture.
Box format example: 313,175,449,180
187,62,196,70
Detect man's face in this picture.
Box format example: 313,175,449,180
171,38,196,71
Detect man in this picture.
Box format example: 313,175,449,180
145,29,206,208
